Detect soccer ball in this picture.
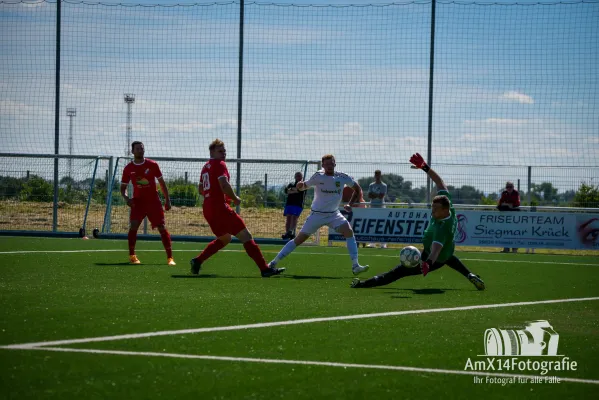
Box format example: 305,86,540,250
399,246,421,267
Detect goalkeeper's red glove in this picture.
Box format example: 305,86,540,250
421,261,430,277
409,153,430,172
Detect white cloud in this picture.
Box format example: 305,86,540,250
342,122,362,136
21,1,45,9
464,118,530,126
298,130,322,137
502,91,534,104
298,122,363,138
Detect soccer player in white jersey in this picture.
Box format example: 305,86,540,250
268,154,369,275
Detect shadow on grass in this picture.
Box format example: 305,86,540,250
283,274,343,280
375,287,463,296
170,274,342,280
94,262,164,266
171,274,259,279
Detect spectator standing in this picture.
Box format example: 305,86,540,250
366,170,388,249
282,172,306,240
497,181,521,253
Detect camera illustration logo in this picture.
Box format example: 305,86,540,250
484,320,560,356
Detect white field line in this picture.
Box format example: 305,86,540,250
0,248,597,266
3,297,599,350
13,346,599,385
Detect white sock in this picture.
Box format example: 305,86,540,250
274,240,297,263
346,236,359,266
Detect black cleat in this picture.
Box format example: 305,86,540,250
350,278,363,288
190,258,202,275
468,273,486,291
281,233,289,240
261,267,285,277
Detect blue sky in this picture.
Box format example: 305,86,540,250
0,0,598,192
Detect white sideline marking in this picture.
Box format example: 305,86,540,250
3,297,599,350
13,346,599,385
0,248,598,266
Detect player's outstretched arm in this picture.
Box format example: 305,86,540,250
409,153,447,191
218,176,241,205
157,177,171,211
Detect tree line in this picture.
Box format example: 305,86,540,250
0,173,597,208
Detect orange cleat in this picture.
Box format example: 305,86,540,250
129,255,141,264
167,258,176,266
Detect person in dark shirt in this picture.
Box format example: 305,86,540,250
282,172,307,240
498,181,521,253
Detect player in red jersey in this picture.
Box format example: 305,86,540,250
120,141,175,265
190,139,284,277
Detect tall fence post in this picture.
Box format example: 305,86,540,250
235,0,245,214
52,0,62,232
103,157,119,233
527,166,532,205
426,0,437,204
81,158,100,235
264,173,268,207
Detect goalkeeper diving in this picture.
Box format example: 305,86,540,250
351,153,485,290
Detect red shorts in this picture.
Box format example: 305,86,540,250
203,203,246,237
130,197,165,229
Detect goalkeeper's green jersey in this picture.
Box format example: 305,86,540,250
422,190,456,263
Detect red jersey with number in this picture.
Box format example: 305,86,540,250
200,159,230,207
121,159,162,201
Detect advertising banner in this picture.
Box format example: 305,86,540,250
328,208,599,250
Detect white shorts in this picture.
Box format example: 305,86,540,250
300,210,349,235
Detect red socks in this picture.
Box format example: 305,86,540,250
128,230,137,256
244,240,269,271
197,239,226,263
193,239,267,271
160,230,173,258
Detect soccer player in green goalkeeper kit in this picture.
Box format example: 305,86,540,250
351,153,485,290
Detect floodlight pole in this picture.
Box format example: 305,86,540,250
66,108,76,178
124,94,136,156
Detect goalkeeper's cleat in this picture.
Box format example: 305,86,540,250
468,273,486,291
167,257,176,266
350,278,363,288
129,255,141,264
261,267,285,278
352,264,369,276
190,257,202,275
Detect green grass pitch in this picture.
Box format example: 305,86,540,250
1,237,598,399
